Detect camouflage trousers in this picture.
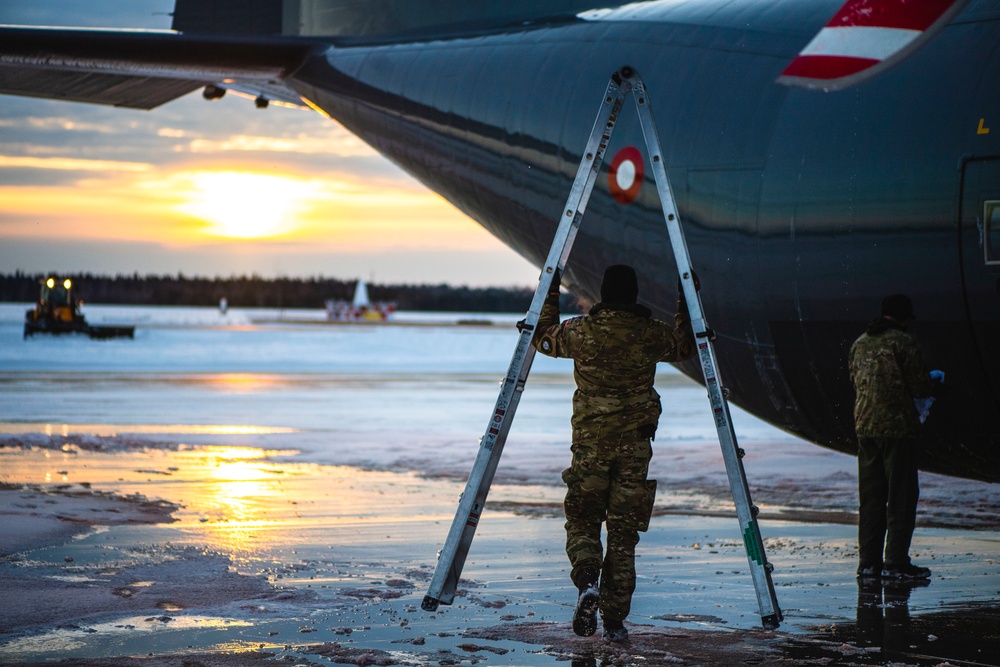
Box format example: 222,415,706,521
562,430,657,624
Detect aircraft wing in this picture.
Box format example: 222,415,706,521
0,26,317,109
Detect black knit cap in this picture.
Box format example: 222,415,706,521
881,294,914,321
601,264,638,304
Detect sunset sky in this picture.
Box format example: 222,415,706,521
0,2,539,287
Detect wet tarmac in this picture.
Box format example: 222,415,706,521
1,449,998,666
2,306,998,665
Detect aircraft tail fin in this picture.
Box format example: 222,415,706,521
171,0,286,36
173,0,630,39
777,0,970,90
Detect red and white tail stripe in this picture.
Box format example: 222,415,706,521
778,0,968,90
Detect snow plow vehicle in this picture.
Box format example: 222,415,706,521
23,277,134,340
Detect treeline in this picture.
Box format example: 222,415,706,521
1,272,581,314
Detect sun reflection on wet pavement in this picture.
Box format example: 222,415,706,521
2,437,998,665
0,422,298,436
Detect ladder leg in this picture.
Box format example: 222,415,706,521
422,71,632,612
623,68,782,629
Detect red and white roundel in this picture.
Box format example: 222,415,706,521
609,146,644,204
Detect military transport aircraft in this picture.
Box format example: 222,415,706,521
1,0,997,483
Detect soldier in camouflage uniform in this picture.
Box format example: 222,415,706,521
849,294,938,582
533,264,694,642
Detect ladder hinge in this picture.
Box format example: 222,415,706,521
696,329,716,341
516,319,534,333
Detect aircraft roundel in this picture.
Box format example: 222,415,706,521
609,146,644,204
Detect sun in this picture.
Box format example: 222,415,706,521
177,171,318,239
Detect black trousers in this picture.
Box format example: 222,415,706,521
857,437,920,567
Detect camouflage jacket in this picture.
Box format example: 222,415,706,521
533,297,695,441
849,319,934,438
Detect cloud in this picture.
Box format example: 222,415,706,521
0,117,119,133
0,156,152,172
183,132,378,157
0,1,174,29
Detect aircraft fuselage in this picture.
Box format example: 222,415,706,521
286,0,1000,481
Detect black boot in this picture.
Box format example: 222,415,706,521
603,617,628,643
571,569,600,637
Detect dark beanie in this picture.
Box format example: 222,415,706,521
601,265,638,304
881,294,914,320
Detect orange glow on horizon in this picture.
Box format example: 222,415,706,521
0,162,499,252
204,373,289,393
0,91,542,285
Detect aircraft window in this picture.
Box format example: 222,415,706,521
986,201,1000,265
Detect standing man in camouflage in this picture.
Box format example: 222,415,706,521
533,264,694,642
849,294,940,582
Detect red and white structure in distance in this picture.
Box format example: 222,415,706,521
325,279,396,322
779,0,967,89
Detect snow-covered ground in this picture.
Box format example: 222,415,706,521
2,302,997,526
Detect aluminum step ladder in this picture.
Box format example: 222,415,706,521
422,66,782,631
